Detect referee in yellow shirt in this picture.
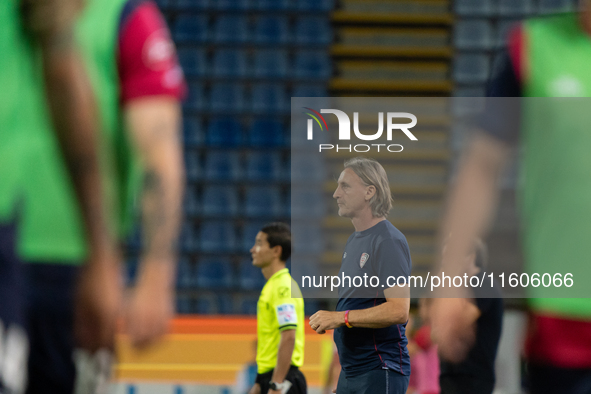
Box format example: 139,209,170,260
248,223,306,394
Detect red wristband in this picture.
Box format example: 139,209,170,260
344,310,353,328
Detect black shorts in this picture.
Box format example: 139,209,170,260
0,221,28,394
337,367,409,394
528,362,591,394
255,365,307,394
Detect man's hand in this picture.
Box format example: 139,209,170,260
75,251,123,352
124,260,174,348
309,310,345,334
248,383,261,394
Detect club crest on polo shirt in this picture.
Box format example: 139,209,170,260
360,253,369,268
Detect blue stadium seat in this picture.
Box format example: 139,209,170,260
179,221,198,252
498,0,533,16
238,296,259,315
539,0,573,13
199,221,237,252
253,0,290,10
183,82,205,111
294,17,331,45
453,54,490,84
250,83,288,113
254,16,290,44
206,117,244,147
454,20,493,50
239,259,266,290
213,16,249,43
176,294,193,314
195,294,234,314
253,50,288,79
204,150,242,181
212,49,248,78
177,48,207,78
245,186,283,218
209,83,246,112
214,0,250,10
177,258,195,289
454,0,494,16
183,116,204,148
246,151,282,181
196,259,234,288
292,84,328,98
296,0,333,11
293,225,324,253
294,51,331,79
495,20,519,48
184,150,201,182
176,0,209,10
249,119,284,147
184,185,200,216
202,185,239,217
291,154,325,183
174,16,209,43
291,190,326,218
241,221,266,252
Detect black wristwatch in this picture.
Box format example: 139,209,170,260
269,381,286,391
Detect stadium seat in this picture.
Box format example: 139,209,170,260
195,294,234,314
206,117,244,147
238,259,266,290
176,0,209,10
212,49,248,78
253,0,290,10
453,54,490,84
173,16,209,43
241,221,267,252
179,221,198,253
253,50,289,79
238,297,259,315
454,0,494,16
184,150,201,182
248,119,284,147
291,154,326,183
293,225,324,253
196,259,234,288
183,82,205,111
454,20,493,50
213,16,249,43
538,0,573,13
296,0,333,11
245,186,283,218
176,294,193,314
292,84,328,98
177,258,195,289
209,83,246,112
498,0,533,16
254,16,290,44
496,20,519,48
204,150,242,181
250,83,289,113
291,190,326,218
183,116,204,148
177,48,208,77
246,151,282,181
199,221,237,252
184,185,200,217
202,185,239,217
214,0,250,10
294,51,331,79
294,16,332,45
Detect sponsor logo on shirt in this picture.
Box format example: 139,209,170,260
360,252,369,268
143,29,175,71
277,304,297,326
343,252,347,259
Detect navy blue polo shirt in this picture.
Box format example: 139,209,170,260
334,220,412,377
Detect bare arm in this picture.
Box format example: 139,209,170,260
124,96,184,347
310,286,410,333
430,132,510,361
22,0,122,351
270,329,296,387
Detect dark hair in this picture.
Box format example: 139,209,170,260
261,222,292,262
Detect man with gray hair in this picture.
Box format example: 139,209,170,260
309,157,412,393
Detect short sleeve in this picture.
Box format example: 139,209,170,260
373,238,412,286
118,0,187,103
271,283,298,331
